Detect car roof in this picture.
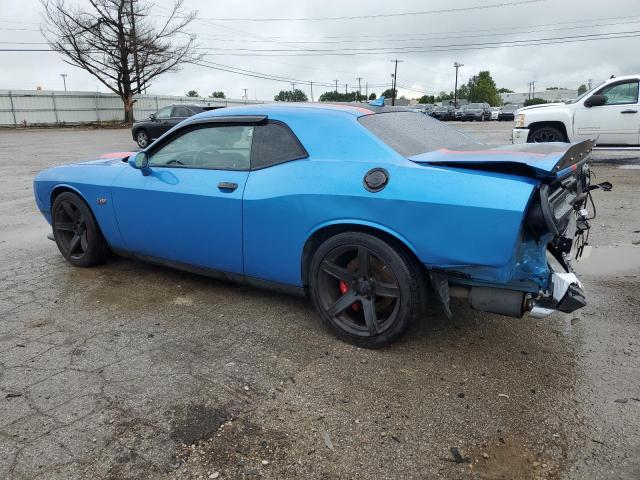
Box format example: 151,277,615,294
193,102,411,120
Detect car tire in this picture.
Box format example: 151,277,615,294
51,192,109,267
135,129,150,148
528,125,566,143
309,232,425,348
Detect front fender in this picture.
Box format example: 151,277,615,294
33,163,127,249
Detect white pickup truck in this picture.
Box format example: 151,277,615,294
512,75,640,146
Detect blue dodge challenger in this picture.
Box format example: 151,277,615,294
33,103,606,347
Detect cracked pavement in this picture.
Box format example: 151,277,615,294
0,124,639,479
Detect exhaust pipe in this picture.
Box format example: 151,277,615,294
449,285,528,318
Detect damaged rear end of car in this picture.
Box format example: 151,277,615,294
410,139,609,319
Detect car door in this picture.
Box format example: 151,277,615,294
111,120,256,275
573,79,640,145
147,106,173,138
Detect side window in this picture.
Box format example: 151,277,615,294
155,106,172,119
251,122,307,170
172,106,193,118
149,125,254,170
598,81,639,105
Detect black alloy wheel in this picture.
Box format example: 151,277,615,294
529,126,566,143
309,232,424,348
52,192,109,267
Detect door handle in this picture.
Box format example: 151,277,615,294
621,109,638,114
217,182,238,191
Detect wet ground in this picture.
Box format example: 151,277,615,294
0,122,638,479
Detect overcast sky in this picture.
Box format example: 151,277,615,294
2,0,640,100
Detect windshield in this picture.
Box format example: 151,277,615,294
359,111,479,157
565,81,605,104
502,105,518,112
468,103,483,109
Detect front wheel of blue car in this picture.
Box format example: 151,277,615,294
51,192,109,267
309,232,424,348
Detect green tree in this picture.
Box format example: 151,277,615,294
318,91,360,102
577,84,588,95
274,89,308,102
467,71,500,105
381,88,397,99
210,91,225,98
368,93,377,100
456,84,470,100
523,98,547,106
498,87,514,93
186,90,199,97
545,87,560,90
417,94,435,104
435,91,454,102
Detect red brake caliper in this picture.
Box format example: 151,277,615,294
339,281,360,311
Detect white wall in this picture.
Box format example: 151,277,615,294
0,90,264,126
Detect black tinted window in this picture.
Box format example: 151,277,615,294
251,122,307,169
359,112,478,157
172,106,193,118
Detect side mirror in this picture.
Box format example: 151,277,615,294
128,151,151,176
585,94,606,108
149,113,157,121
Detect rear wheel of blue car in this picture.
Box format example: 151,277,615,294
309,232,424,348
52,192,109,267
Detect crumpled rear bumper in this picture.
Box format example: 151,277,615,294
530,271,586,317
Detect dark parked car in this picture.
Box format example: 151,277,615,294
456,103,487,121
132,104,221,148
498,104,520,121
431,105,456,121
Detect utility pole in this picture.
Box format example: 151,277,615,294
345,83,348,94
390,59,403,106
59,73,68,92
310,81,314,102
365,81,368,100
242,88,248,104
532,81,535,99
356,77,362,102
453,62,463,107
334,79,338,93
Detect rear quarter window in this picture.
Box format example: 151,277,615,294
359,111,478,157
251,121,308,169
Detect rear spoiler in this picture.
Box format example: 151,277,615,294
409,139,595,180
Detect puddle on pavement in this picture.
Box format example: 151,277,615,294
573,244,640,276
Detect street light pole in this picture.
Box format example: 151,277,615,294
453,62,463,107
356,77,362,102
60,73,68,92
334,79,338,93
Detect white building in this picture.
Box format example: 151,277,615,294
500,88,578,105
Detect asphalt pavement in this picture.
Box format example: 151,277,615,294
0,121,638,480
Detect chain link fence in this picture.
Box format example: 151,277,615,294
0,90,264,127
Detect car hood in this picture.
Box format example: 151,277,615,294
409,140,594,178
74,151,135,166
517,102,566,112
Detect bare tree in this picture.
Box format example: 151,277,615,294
41,0,200,123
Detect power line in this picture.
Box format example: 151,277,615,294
188,30,640,56
186,17,640,44
191,0,545,22
5,30,640,57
